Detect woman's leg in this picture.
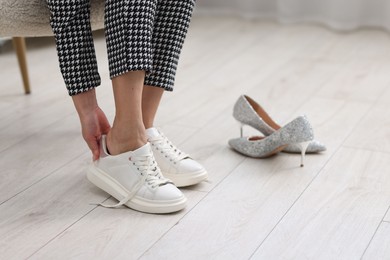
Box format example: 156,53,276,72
106,71,147,155
104,0,158,153
142,85,164,129
85,0,186,213
142,0,195,128
142,0,208,187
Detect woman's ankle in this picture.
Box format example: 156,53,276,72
106,126,147,155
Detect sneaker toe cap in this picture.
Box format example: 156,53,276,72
175,158,205,174
139,183,184,201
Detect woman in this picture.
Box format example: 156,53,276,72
47,0,207,214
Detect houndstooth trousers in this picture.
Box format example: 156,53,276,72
47,0,195,96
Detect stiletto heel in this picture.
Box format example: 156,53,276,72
239,123,244,137
297,141,310,167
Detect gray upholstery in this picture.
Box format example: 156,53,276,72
0,0,104,37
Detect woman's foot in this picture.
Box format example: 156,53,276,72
87,136,187,213
146,127,208,187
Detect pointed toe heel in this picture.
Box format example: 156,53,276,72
229,116,314,166
233,95,326,154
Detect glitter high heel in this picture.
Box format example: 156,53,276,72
233,95,326,153
229,115,314,166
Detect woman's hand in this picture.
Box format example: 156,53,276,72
72,89,111,161
79,106,111,160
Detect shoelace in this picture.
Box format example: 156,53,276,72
149,133,189,164
99,154,172,208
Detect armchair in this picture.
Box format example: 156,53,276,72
0,0,105,94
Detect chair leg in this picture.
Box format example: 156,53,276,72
12,37,31,94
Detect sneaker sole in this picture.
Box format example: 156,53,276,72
87,164,187,214
163,169,208,187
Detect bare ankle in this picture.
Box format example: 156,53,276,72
106,126,147,155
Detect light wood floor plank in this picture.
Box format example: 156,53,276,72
362,222,390,260
315,59,390,102
251,148,390,260
0,115,87,204
0,153,105,259
0,95,75,152
344,88,390,154
28,191,205,260
385,209,390,222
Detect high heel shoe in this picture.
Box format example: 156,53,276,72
233,95,326,153
228,115,314,166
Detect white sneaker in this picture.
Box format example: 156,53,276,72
146,128,208,187
87,136,187,214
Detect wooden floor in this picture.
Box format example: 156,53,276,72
1,15,390,260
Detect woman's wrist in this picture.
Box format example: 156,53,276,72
71,88,99,119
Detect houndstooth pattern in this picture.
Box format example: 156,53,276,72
144,0,195,90
105,0,157,78
47,0,101,96
47,0,195,96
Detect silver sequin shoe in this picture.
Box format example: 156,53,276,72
233,95,326,153
229,115,314,166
